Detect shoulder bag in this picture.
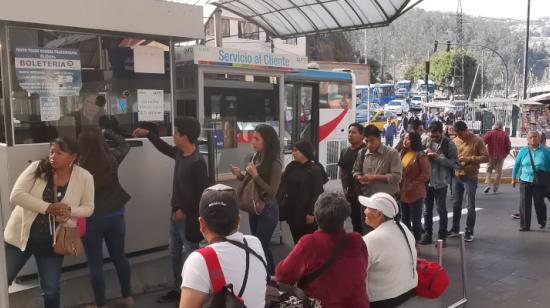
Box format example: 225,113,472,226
239,154,266,215
53,180,85,256
528,150,550,187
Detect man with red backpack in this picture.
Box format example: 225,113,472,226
179,184,267,308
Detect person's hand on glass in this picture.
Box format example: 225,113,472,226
132,128,150,138
230,165,242,178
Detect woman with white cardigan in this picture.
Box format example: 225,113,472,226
4,137,94,308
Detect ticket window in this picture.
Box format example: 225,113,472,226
6,26,174,144
203,73,280,176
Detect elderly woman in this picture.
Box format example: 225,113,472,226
512,131,550,231
275,193,369,308
361,192,417,308
4,137,94,308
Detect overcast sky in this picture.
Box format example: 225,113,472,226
417,0,550,20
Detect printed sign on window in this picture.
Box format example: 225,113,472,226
39,97,61,121
15,47,82,97
137,89,164,122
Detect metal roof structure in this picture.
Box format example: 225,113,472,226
173,0,422,39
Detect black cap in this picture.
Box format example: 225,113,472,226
199,184,239,229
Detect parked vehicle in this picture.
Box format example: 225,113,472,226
384,99,409,115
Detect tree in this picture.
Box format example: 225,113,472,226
428,49,480,97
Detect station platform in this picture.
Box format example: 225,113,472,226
10,183,550,307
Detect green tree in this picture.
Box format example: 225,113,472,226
427,49,480,97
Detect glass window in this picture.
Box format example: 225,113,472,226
0,40,5,143
205,18,231,38
238,22,259,40
7,27,173,144
203,73,279,175
319,81,352,109
285,38,298,45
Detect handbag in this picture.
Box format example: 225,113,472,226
52,182,85,256
528,150,550,187
239,154,266,215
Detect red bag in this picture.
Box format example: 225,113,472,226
77,218,86,237
416,258,449,299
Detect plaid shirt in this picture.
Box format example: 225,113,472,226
483,128,511,160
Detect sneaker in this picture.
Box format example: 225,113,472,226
447,230,460,238
483,186,491,193
511,213,520,219
157,290,181,303
419,233,433,245
464,233,474,242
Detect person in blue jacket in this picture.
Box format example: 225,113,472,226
512,131,550,231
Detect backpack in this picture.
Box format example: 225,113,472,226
416,258,450,299
197,239,257,308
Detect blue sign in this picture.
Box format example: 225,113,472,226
117,99,127,112
215,128,224,149
15,47,82,96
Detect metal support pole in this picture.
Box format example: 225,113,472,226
448,232,468,308
213,9,223,48
437,239,444,266
522,0,531,100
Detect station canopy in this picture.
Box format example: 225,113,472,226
173,0,422,39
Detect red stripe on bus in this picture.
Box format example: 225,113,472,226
319,108,349,142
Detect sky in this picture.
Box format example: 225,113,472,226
417,0,550,20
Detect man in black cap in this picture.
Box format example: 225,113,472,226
180,184,268,308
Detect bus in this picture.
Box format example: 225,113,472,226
416,79,436,95
396,80,412,97
356,83,396,106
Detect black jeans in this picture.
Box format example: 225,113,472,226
6,231,64,308
424,186,448,239
288,223,317,244
401,199,424,242
347,194,364,234
83,214,132,306
519,181,547,229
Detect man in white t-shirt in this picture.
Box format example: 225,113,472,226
360,192,418,308
179,184,267,308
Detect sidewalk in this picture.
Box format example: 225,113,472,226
124,184,550,308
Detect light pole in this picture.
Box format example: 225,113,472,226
448,42,509,98
522,0,531,100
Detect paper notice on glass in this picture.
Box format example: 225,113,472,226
40,97,61,121
138,89,164,122
134,46,165,74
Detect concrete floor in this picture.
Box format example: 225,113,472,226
120,183,550,308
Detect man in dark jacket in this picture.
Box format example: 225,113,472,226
420,121,458,247
338,123,365,234
133,116,209,303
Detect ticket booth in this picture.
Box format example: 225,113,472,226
0,0,203,284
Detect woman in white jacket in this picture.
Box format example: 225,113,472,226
4,137,94,308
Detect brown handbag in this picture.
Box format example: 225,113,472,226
240,179,266,215
52,181,84,256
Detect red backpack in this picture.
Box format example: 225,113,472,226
416,258,449,299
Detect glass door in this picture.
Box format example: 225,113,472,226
283,82,319,157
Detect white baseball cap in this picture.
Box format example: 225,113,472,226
358,193,399,219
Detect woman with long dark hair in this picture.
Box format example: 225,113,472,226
231,124,282,274
399,132,431,243
278,140,328,243
4,137,94,308
78,129,133,308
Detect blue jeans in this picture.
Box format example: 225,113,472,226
169,217,200,289
249,201,279,274
6,231,64,308
451,177,478,234
82,215,132,306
